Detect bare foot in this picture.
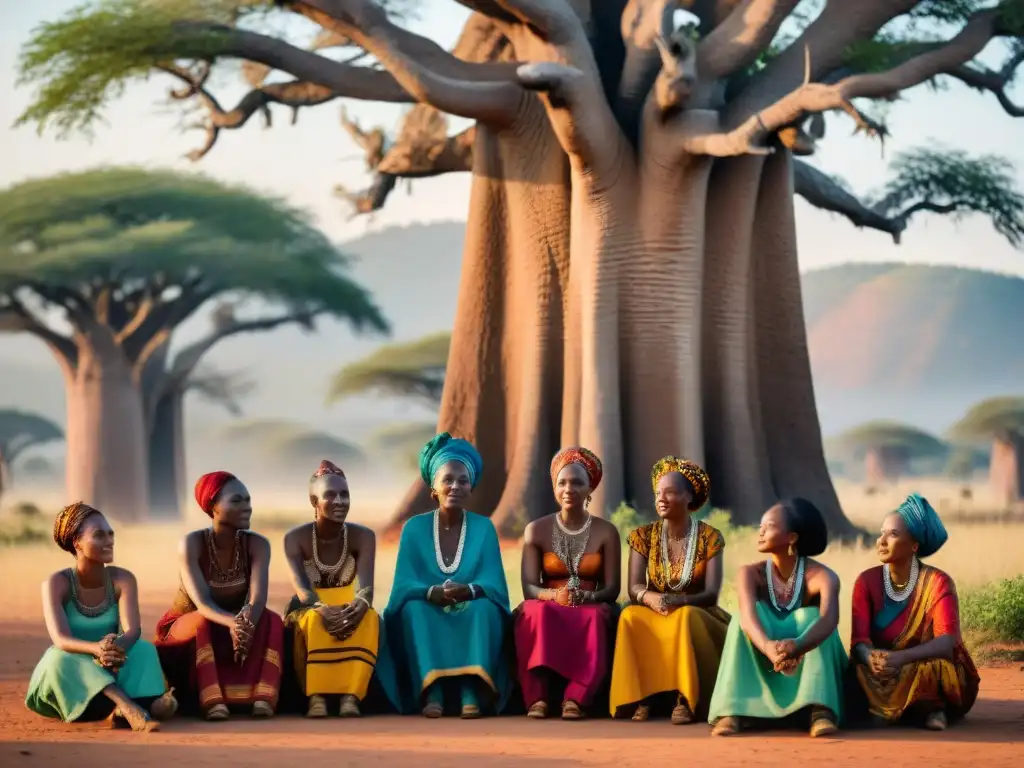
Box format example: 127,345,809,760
252,701,274,718
671,696,694,725
561,700,584,720
339,694,361,718
306,695,328,718
711,716,740,736
120,704,161,733
631,703,650,722
924,711,948,731
422,702,443,718
527,701,549,719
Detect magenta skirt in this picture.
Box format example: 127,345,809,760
513,599,615,707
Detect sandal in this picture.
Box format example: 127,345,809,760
460,703,482,719
671,697,694,725
306,695,328,718
809,707,838,738
252,701,274,718
150,688,178,721
117,705,161,733
711,716,740,737
561,700,584,720
631,703,650,722
924,711,948,731
527,701,549,719
422,701,444,718
204,703,230,721
339,694,362,718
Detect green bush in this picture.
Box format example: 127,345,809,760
961,575,1024,644
610,502,645,541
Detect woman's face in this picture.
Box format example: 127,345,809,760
212,478,252,529
312,475,351,525
876,512,917,564
433,460,472,512
75,513,114,564
554,462,590,512
655,473,692,520
757,504,796,555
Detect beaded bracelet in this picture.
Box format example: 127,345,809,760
636,589,648,604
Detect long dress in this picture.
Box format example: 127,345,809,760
375,511,512,714
154,529,285,714
25,568,166,721
608,520,730,717
514,552,616,708
849,564,980,722
283,532,380,700
707,562,848,726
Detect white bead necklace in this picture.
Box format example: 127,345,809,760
883,556,919,603
766,556,805,612
433,509,467,575
661,517,698,590
554,511,592,537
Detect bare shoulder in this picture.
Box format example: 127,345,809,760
179,528,205,555
245,530,272,554
44,569,72,598
348,522,376,548
523,515,551,545
806,558,840,590
108,565,138,590
283,521,314,547
737,561,762,583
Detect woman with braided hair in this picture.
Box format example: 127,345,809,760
608,457,730,724
25,502,171,731
514,447,621,720
154,471,284,720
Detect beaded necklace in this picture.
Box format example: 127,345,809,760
67,567,114,617
766,556,805,613
883,556,919,603
551,512,592,591
205,528,247,589
661,517,698,591
434,509,467,574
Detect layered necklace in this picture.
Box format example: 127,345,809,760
661,517,698,591
205,528,247,589
551,511,592,592
883,556,920,603
766,556,805,613
311,523,349,585
434,509,467,575
68,567,113,617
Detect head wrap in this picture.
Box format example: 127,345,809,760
780,497,829,557
419,432,483,489
194,471,238,517
53,501,101,554
651,456,710,510
896,493,948,558
549,447,603,491
309,459,346,498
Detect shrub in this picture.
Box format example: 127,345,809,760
610,502,645,541
961,575,1024,644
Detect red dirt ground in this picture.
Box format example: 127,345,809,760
1,609,1021,767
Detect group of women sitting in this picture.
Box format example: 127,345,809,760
26,432,980,738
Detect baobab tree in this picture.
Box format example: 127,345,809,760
0,409,64,509
0,167,388,520
948,396,1024,506
829,420,948,488
16,0,1024,535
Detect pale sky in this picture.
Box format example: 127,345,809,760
2,0,1024,278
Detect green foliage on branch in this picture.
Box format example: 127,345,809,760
327,332,451,407
947,396,1024,441
829,421,948,460
0,410,64,459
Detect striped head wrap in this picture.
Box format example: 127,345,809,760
651,456,710,510
53,501,101,554
419,432,483,489
550,447,603,491
194,470,238,517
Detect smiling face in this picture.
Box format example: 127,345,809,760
757,504,797,555
74,513,115,564
312,474,351,525
655,472,693,520
211,478,252,530
432,460,472,512
554,462,590,512
876,512,917,565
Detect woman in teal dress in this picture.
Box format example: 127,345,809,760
25,502,174,731
376,433,512,718
708,497,847,738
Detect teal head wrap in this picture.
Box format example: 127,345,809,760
418,432,483,489
896,493,948,558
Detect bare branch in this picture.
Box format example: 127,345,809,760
945,43,1024,118
183,366,257,417
0,295,79,373
617,0,681,126
698,0,802,80
793,159,906,243
289,1,523,124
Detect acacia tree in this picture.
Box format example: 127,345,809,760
0,409,64,509
326,331,450,406
0,168,388,520
948,396,1024,506
829,420,948,487
16,0,1024,535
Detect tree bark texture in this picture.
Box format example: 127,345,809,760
989,433,1024,507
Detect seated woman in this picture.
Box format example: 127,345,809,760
609,457,729,724
25,502,172,732
155,471,285,720
514,447,621,720
849,493,980,731
708,497,847,738
376,433,512,719
283,460,379,718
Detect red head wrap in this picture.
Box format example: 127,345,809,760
550,447,603,491
194,471,237,517
311,459,346,480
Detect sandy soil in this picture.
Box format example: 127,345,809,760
2,593,1022,768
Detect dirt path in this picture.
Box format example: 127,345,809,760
2,611,1022,767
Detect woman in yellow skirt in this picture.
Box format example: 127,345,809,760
609,457,729,723
282,460,379,717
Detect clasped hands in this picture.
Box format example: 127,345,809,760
867,649,903,681
428,581,473,607
548,585,594,607
316,599,368,641
642,591,685,616
95,634,126,671
230,604,256,665
764,638,802,673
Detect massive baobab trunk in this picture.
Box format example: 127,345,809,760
864,446,909,487
147,389,187,519
989,432,1024,507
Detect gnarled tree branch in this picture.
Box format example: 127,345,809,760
945,42,1024,118
793,159,907,243
698,0,802,80
0,295,79,372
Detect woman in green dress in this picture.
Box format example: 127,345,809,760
708,497,847,738
25,502,174,731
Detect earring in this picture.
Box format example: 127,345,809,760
430,489,438,502
787,542,795,557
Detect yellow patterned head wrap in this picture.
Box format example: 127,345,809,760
651,456,710,510
53,501,101,554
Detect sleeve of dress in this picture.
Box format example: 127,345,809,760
850,571,874,649
382,518,432,619
704,526,725,560
929,571,962,639
470,517,512,613
627,525,651,557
